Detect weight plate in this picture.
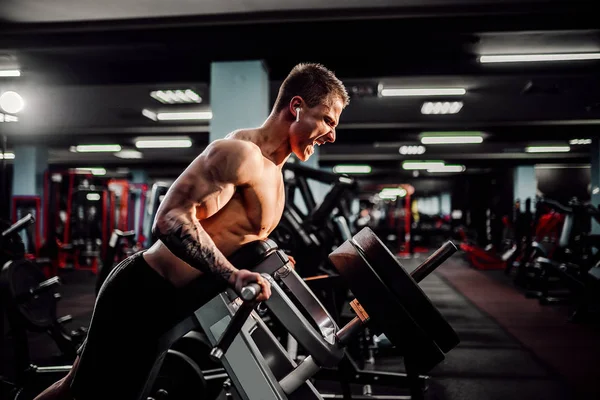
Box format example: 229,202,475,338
329,239,445,373
150,349,207,400
0,259,58,330
171,330,221,370
352,228,460,353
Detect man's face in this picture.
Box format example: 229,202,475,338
290,95,344,161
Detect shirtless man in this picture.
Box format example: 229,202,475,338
34,62,349,400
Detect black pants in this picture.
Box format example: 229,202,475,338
70,251,226,400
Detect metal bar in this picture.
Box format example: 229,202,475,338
410,241,458,283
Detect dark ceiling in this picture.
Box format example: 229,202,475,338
0,0,598,186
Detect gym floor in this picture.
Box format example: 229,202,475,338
7,253,600,400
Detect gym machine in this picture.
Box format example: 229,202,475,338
95,228,137,295
41,170,115,275
1,214,87,400
143,228,460,400
270,163,357,277
144,182,170,248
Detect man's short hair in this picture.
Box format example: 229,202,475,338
273,63,350,113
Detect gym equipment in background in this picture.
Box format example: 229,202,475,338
270,163,357,277
1,214,87,400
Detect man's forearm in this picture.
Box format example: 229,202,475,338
154,217,238,284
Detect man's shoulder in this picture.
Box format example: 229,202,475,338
204,138,264,176
208,138,262,159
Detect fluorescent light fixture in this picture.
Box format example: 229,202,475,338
333,165,372,174
0,70,20,77
156,111,212,121
593,187,600,195
114,150,143,159
569,138,592,145
0,91,24,114
421,101,463,115
380,87,466,97
0,113,18,123
71,144,122,153
420,132,483,144
452,210,463,219
150,89,202,104
379,193,400,200
381,188,407,197
427,165,466,173
535,164,590,169
399,145,426,155
525,146,570,153
75,167,106,176
86,193,102,201
479,53,600,64
135,136,193,149
402,161,445,170
142,109,158,121
0,152,15,159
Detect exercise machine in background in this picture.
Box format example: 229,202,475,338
270,162,357,277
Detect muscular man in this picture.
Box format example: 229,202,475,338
34,62,349,400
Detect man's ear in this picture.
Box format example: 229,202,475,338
289,96,303,119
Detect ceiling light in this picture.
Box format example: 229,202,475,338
534,164,589,169
427,165,466,173
421,101,463,115
135,136,193,149
525,146,570,153
142,109,158,121
0,113,18,123
150,89,203,104
75,167,106,176
402,161,445,170
0,70,20,77
0,152,15,159
114,150,143,159
86,193,102,201
378,193,400,200
156,111,212,121
332,165,372,174
420,132,483,144
379,87,466,97
479,53,600,64
569,139,592,145
71,144,122,153
0,91,24,114
380,188,407,197
399,145,426,155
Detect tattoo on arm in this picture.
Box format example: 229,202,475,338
156,219,238,284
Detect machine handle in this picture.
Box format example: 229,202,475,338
16,276,61,304
209,281,263,361
3,213,35,237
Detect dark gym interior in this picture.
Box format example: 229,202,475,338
1,1,600,399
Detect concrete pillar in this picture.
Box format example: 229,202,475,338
513,166,537,212
12,145,48,243
441,193,451,216
209,60,269,142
